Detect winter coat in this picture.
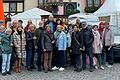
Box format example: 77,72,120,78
13,31,26,58
41,31,54,51
1,35,13,53
102,28,114,46
26,32,34,50
81,27,94,48
71,31,83,54
56,31,67,51
92,30,103,54
34,27,44,48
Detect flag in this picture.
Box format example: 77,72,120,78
0,0,5,22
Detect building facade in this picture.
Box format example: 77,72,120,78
38,0,81,15
80,0,106,12
3,0,38,16
3,0,106,16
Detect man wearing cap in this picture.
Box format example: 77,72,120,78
81,22,94,72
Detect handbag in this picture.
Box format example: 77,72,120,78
86,55,97,66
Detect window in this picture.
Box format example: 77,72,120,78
17,3,23,12
86,0,101,7
87,0,93,7
42,0,48,3
10,3,17,12
94,0,101,7
3,3,9,12
3,0,24,14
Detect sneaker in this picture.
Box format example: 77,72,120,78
100,66,105,70
107,65,113,68
59,67,65,71
52,66,59,70
95,66,98,69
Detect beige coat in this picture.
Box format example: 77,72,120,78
92,30,103,54
13,31,26,58
102,28,114,46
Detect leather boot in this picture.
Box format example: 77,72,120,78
15,60,19,73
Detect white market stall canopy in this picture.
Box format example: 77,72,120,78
93,0,120,16
11,8,52,28
68,13,100,25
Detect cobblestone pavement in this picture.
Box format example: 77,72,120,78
0,63,120,80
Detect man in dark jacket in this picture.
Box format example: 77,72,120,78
34,21,44,71
81,22,94,72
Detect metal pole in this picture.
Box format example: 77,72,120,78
116,12,119,34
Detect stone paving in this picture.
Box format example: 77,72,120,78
0,63,120,80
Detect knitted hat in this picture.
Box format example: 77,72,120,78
99,22,104,26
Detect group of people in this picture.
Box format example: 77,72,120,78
0,15,114,76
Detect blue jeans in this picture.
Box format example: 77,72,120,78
57,50,66,68
2,53,11,73
82,47,93,68
26,49,32,68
